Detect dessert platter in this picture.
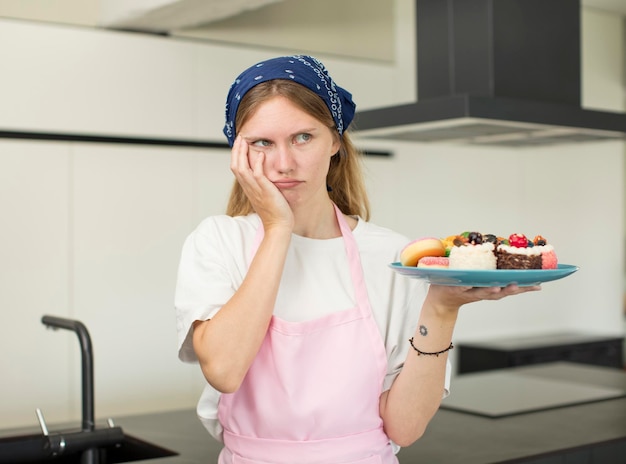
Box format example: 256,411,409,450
391,232,578,287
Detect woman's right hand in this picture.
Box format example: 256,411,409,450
230,135,294,233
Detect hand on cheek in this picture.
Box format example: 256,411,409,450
232,137,266,183
231,135,250,175
248,149,266,178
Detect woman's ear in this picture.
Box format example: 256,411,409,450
331,135,341,158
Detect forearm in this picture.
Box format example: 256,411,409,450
380,282,541,445
192,227,291,393
380,294,459,447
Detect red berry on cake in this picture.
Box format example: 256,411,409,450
509,233,528,248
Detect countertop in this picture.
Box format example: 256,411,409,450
3,362,626,463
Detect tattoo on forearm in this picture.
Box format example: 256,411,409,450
419,325,428,336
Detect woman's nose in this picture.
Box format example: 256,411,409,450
274,144,295,173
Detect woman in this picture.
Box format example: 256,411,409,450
175,55,539,463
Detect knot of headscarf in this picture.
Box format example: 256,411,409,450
223,55,356,147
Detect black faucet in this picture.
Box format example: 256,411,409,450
41,315,95,433
40,315,124,464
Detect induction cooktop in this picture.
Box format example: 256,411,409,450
441,368,626,418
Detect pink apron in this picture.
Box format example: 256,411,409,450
217,205,398,464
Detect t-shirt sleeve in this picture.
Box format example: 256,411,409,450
174,217,243,363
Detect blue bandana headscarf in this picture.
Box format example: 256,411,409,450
223,55,356,147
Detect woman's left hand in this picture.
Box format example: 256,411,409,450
425,283,541,315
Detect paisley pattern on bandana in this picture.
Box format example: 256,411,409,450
223,55,356,147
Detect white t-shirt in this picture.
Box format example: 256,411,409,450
174,213,451,442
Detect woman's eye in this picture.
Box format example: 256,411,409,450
294,133,312,144
252,139,271,148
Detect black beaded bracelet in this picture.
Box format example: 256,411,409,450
409,337,454,357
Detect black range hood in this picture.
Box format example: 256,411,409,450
354,0,626,147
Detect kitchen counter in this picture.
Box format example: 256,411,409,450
3,362,625,463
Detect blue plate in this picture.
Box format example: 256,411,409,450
388,263,579,287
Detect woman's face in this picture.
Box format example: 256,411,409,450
238,95,340,208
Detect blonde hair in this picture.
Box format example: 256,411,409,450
225,80,370,221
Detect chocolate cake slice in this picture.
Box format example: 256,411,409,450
496,246,542,269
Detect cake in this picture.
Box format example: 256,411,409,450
400,232,558,270
496,246,542,269
417,256,450,268
400,237,446,267
448,232,497,270
446,232,558,270
533,235,558,270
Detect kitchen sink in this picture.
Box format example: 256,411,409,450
0,315,179,463
0,430,177,463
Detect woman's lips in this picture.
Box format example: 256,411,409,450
273,180,302,189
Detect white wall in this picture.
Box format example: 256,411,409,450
0,5,624,429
